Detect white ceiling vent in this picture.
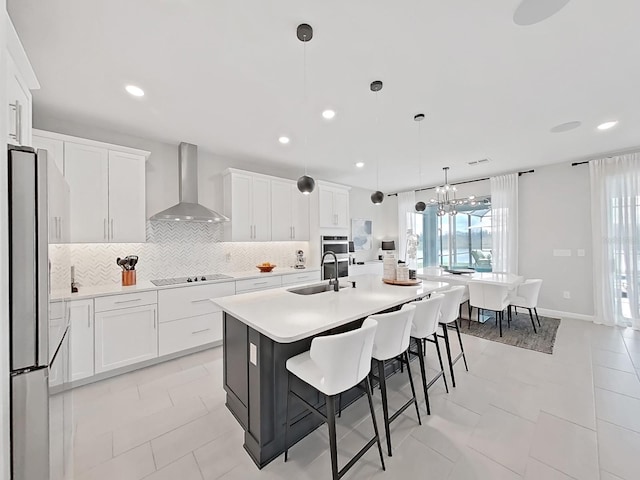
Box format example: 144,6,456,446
467,158,490,166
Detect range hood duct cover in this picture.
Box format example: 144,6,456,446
150,142,229,223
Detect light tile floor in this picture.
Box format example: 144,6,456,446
63,318,640,480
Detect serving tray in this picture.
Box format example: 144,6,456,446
382,278,422,286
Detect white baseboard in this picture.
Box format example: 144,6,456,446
536,307,594,323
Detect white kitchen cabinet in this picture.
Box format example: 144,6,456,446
158,282,235,323
64,142,110,243
94,304,158,373
47,157,70,244
68,300,94,381
281,270,321,286
107,150,147,242
36,130,149,243
319,184,350,229
223,170,272,241
235,275,282,293
32,134,64,174
159,313,222,356
271,179,309,241
5,55,32,146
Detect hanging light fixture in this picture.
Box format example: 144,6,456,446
414,113,426,212
370,80,384,205
429,167,477,216
296,23,315,195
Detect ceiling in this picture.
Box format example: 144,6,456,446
8,0,640,193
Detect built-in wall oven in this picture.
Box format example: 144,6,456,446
321,235,349,280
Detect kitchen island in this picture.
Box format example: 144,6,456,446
212,274,448,468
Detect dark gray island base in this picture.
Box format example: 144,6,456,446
223,311,402,468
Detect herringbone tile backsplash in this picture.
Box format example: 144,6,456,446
50,221,309,289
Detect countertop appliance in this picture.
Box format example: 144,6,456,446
320,236,349,280
8,145,63,480
294,249,306,269
150,273,234,286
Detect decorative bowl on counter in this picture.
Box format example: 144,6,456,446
256,264,276,273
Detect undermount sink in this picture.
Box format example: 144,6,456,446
287,282,347,295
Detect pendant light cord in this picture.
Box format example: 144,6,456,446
375,90,380,191
303,36,308,176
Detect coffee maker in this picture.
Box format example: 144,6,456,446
294,249,306,269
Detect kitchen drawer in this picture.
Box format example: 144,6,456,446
49,300,66,320
159,313,222,356
158,282,235,323
235,275,282,293
281,271,321,286
94,290,157,313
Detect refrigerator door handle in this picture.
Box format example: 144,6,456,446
36,149,49,367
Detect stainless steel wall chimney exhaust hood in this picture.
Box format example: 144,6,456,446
150,142,229,223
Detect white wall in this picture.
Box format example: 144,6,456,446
519,162,593,316
348,187,397,262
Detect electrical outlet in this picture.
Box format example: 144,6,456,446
577,249,586,257
563,291,571,299
226,253,231,262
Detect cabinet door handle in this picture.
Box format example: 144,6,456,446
153,310,157,329
104,219,108,240
114,298,142,304
110,219,114,240
191,328,211,335
87,304,91,328
8,100,21,143
57,217,61,240
254,281,268,286
190,299,210,304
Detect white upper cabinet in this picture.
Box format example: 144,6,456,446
271,179,309,241
65,142,110,243
32,134,64,174
224,170,272,242
318,184,350,229
34,130,149,243
5,18,39,147
108,151,146,242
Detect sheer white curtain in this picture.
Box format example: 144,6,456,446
590,153,640,329
397,191,416,261
490,173,518,273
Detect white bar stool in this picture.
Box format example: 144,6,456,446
438,286,469,388
284,318,385,480
409,294,448,415
369,304,421,457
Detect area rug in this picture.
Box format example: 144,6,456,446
461,310,561,354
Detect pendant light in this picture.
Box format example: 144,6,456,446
296,23,315,195
370,80,384,205
414,113,426,212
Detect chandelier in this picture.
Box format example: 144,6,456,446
429,167,478,216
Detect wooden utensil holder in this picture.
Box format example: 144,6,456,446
122,270,136,286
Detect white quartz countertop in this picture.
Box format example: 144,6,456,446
416,267,523,287
212,274,450,343
50,267,320,301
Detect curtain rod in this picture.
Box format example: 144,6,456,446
386,169,534,197
571,146,640,166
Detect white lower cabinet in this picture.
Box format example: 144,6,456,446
281,271,321,286
159,313,222,356
68,300,94,381
94,304,158,373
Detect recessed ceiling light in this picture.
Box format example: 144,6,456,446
550,121,582,133
322,109,336,120
125,85,145,97
355,162,365,168
597,121,618,131
278,136,290,144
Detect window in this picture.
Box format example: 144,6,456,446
410,198,493,270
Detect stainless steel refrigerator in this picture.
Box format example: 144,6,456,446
8,144,67,480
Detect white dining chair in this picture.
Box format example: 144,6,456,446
409,294,447,415
508,279,543,333
369,304,421,456
438,286,468,388
468,280,510,337
284,318,385,479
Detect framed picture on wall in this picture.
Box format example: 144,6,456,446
351,219,372,250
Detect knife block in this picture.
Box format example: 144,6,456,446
122,270,136,286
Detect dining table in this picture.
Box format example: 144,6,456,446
416,267,524,323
